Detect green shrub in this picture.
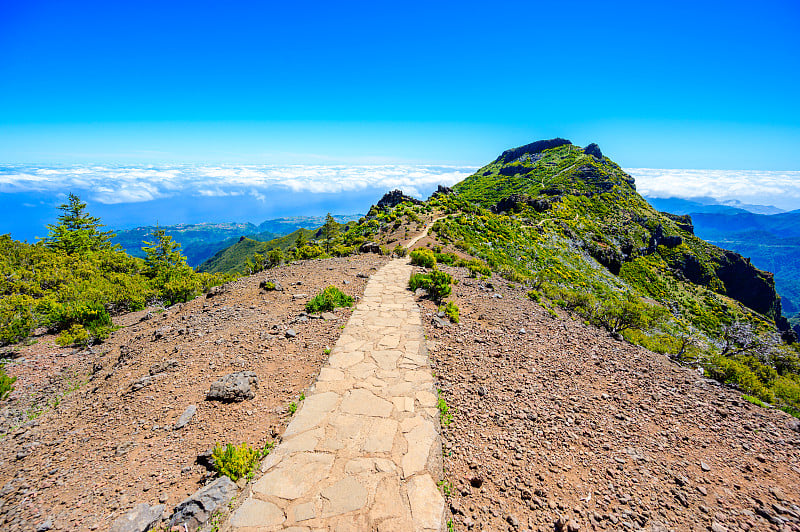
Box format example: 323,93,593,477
0,363,16,400
592,294,667,335
434,252,458,265
0,294,36,345
440,301,460,324
742,394,766,408
437,391,453,426
305,286,354,313
393,244,407,257
211,442,272,481
57,323,90,347
410,248,436,268
527,290,541,302
295,244,325,260
266,248,284,268
458,258,491,278
408,271,452,303
707,354,774,403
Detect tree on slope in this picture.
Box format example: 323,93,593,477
44,193,115,254
322,213,339,253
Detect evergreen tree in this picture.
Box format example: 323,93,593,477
294,230,308,250
142,227,188,278
322,213,339,253
44,193,115,254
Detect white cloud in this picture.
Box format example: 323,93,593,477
626,168,800,211
0,164,475,204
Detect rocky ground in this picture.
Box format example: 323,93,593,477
421,264,800,532
0,254,388,532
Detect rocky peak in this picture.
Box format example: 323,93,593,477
583,142,603,159
376,190,422,210
495,138,572,165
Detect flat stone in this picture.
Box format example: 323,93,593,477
173,404,197,430
293,501,316,522
321,477,368,517
392,396,415,412
363,418,399,453
407,474,445,531
230,498,285,528
318,368,344,381
109,503,165,532
401,419,437,478
372,350,402,370
372,477,409,521
328,349,364,369
283,392,340,437
253,452,335,500
340,388,393,417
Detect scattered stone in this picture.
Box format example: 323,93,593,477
169,476,237,528
285,329,297,338
35,520,53,532
174,405,197,430
206,371,259,402
359,242,382,254
148,359,177,376
109,503,165,532
700,460,711,472
260,279,283,292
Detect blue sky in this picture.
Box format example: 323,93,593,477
1,0,799,169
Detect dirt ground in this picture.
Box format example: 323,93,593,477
420,263,800,532
0,254,388,531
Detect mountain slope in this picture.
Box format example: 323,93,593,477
198,228,318,274
450,139,788,329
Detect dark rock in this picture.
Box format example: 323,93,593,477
196,449,215,470
583,142,603,159
491,194,551,214
205,285,226,299
499,164,530,177
149,359,177,376
376,189,422,209
662,212,695,234
430,184,455,198
174,405,197,430
496,138,572,164
169,476,237,529
109,502,165,532
359,242,382,254
469,476,484,488
206,371,259,402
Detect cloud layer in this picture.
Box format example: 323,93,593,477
0,164,474,205
2,164,799,211
627,168,800,211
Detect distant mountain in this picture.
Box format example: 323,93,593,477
198,228,317,274
645,196,785,216
112,214,362,268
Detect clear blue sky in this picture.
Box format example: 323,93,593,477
1,0,799,169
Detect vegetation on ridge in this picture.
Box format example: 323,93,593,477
0,195,225,347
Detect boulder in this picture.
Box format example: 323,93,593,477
169,476,238,529
430,185,455,198
359,242,382,254
206,371,259,402
109,502,165,532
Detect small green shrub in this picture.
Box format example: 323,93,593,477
440,301,460,323
56,324,90,347
457,258,491,278
437,391,453,426
0,364,16,400
288,402,297,414
527,290,541,302
211,442,272,481
0,294,35,345
392,244,407,257
262,281,276,291
408,271,452,303
434,252,458,265
592,294,667,335
410,248,436,268
266,248,283,268
305,286,354,313
742,394,766,408
296,244,325,260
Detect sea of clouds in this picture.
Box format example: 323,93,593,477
627,168,800,211
0,164,473,205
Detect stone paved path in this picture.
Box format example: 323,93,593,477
226,259,445,531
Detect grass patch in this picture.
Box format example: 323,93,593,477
211,442,274,482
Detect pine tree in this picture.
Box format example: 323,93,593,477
294,230,308,250
142,227,188,279
322,213,339,253
44,193,115,254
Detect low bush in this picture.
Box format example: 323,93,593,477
211,442,273,481
393,244,407,257
56,323,90,347
0,363,16,400
440,301,460,323
305,286,354,313
408,271,452,303
434,252,458,265
410,248,436,268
